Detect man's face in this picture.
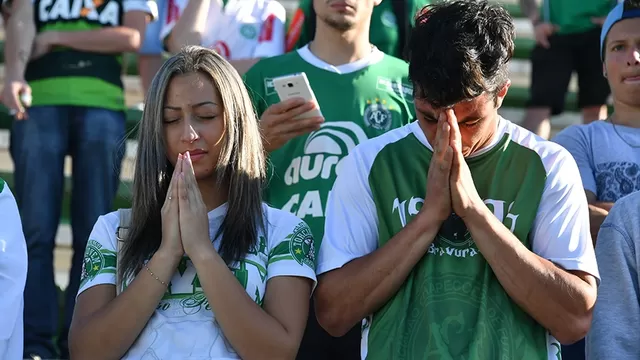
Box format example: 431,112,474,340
414,91,506,157
604,17,640,107
313,0,379,32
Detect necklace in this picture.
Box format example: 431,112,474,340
607,116,640,148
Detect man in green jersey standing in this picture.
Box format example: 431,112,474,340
1,0,153,358
519,0,617,138
285,0,430,58
243,1,414,358
314,2,600,359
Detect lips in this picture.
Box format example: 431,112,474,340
185,149,208,162
623,75,640,84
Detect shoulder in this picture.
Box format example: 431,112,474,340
263,204,310,237
343,123,416,179
87,211,121,250
503,119,577,176
245,52,300,79
604,191,640,227
553,121,611,145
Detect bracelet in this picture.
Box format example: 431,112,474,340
144,264,168,287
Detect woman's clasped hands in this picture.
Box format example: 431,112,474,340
160,151,212,260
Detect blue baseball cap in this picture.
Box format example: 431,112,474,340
600,0,640,61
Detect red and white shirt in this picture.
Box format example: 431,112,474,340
160,0,285,60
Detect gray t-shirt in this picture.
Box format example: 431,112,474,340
553,121,640,202
586,190,640,360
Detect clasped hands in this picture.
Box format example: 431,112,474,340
160,152,212,260
424,109,485,223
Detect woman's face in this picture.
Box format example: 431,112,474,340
163,72,226,180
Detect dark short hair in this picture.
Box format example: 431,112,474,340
408,0,515,108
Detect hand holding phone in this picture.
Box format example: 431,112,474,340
273,72,323,120
260,74,325,152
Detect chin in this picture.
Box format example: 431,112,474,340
193,165,216,181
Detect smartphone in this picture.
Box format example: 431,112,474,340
272,72,323,120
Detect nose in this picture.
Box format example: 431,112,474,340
627,47,640,66
180,116,200,143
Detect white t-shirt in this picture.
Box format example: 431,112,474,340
0,180,28,360
160,0,285,60
78,203,316,359
553,120,640,202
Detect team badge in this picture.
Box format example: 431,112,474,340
364,99,393,131
289,222,315,268
81,240,105,284
240,24,258,39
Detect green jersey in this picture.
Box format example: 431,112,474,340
318,119,600,359
285,0,431,57
541,0,617,34
243,45,415,250
26,0,153,110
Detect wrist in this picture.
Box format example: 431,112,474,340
415,207,447,233
462,203,493,230
189,243,219,266
156,246,184,264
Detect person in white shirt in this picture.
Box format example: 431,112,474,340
0,178,28,360
68,46,316,359
162,0,286,75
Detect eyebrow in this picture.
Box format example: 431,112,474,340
163,101,219,110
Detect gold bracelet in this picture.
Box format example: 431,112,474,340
144,264,168,287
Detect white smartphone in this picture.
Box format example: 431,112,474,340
272,72,323,120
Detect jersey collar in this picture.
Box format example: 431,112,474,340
296,44,384,74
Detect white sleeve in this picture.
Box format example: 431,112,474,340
123,0,156,16
252,1,286,58
530,147,600,281
0,183,27,345
317,150,379,275
77,214,119,297
159,0,188,42
266,214,317,289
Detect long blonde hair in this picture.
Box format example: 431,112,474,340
118,46,266,283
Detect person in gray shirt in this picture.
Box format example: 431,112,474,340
586,190,640,360
553,0,640,244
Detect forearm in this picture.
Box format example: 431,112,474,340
466,206,597,344
589,204,610,245
518,0,539,21
166,0,210,53
52,27,141,53
191,248,298,360
69,250,180,359
315,210,442,337
5,3,35,79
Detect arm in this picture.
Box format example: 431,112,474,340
586,190,614,245
164,0,210,53
314,151,443,336
43,10,150,53
316,209,442,337
4,0,34,80
518,0,540,22
189,243,313,359
586,199,640,360
464,149,599,345
69,216,181,359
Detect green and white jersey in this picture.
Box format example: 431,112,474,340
318,119,600,360
27,0,155,110
243,45,414,250
78,203,316,359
